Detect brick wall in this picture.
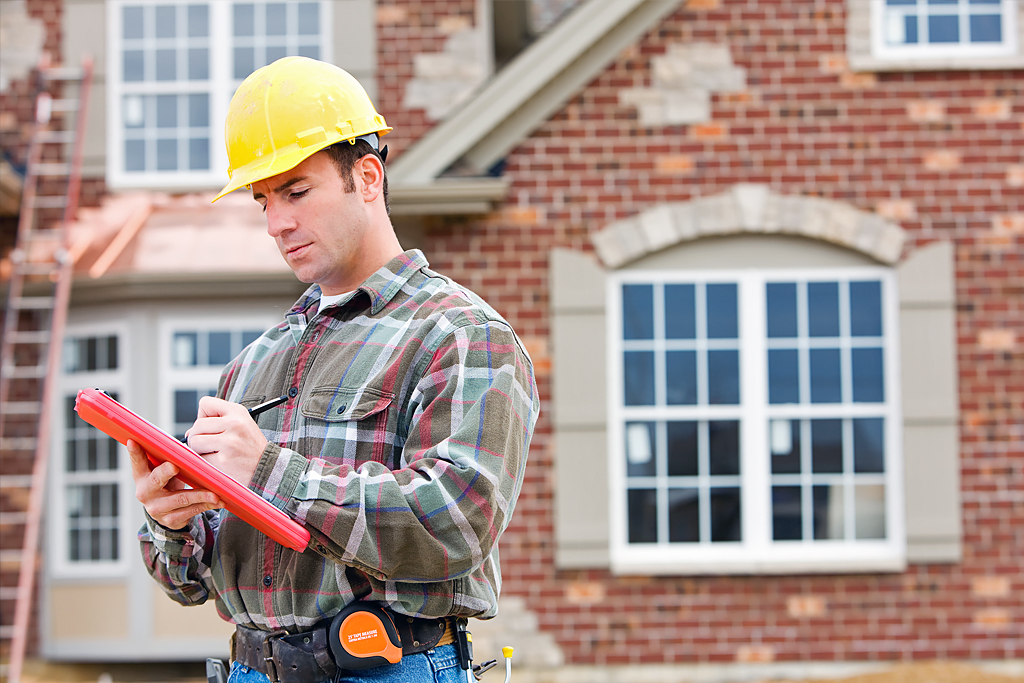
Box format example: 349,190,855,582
400,0,1023,665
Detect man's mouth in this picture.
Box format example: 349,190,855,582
286,243,312,257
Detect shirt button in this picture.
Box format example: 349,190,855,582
288,387,298,398
263,575,273,587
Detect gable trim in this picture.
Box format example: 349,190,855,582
388,0,686,186
591,184,908,268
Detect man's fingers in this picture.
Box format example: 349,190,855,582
197,395,235,419
126,439,152,478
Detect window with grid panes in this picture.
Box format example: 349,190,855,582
108,0,331,188
165,326,264,438
57,332,126,569
874,0,1017,59
609,269,904,573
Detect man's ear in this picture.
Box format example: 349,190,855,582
354,153,385,203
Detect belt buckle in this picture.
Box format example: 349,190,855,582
261,633,283,683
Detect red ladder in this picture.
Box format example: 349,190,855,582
0,57,93,683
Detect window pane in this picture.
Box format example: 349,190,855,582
813,485,844,540
189,93,209,127
811,419,843,474
265,46,287,66
189,138,209,170
664,284,695,339
706,284,738,339
235,47,256,79
850,281,882,336
297,44,320,60
208,331,233,366
297,2,319,34
623,351,655,406
188,47,209,80
234,3,255,36
622,284,654,340
173,332,198,366
710,487,741,542
156,95,177,127
709,420,739,475
123,6,144,39
809,348,841,403
155,48,176,80
625,422,656,477
627,489,658,543
770,419,801,474
855,485,886,539
123,50,145,82
767,282,797,338
808,282,839,337
175,390,198,424
772,486,802,540
969,14,1002,42
852,348,885,402
904,14,919,43
668,489,699,542
266,3,287,35
157,139,178,170
928,14,959,42
155,5,176,38
666,421,698,476
854,418,885,473
707,350,739,405
665,350,696,405
188,4,208,36
125,140,146,171
768,348,799,404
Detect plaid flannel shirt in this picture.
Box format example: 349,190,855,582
139,250,539,632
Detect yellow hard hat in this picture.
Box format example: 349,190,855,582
214,56,391,202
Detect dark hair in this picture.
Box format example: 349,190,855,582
323,139,389,214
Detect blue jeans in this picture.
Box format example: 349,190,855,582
226,644,465,683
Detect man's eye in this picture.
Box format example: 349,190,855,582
290,189,309,200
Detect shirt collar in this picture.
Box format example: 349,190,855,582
289,249,429,318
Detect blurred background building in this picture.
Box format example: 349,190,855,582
1,0,1022,680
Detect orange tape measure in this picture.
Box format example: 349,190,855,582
328,603,404,670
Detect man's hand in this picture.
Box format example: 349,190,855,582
128,439,222,530
187,396,269,487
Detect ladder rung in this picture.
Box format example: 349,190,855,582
0,586,21,600
26,195,68,208
0,475,35,488
50,99,79,113
35,130,76,144
42,66,85,81
33,162,70,175
0,549,24,562
0,401,42,414
1,365,47,379
0,512,28,525
6,331,49,344
12,296,55,309
12,262,60,276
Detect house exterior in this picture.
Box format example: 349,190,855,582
1,0,1022,678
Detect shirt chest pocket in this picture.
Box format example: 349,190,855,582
300,386,394,423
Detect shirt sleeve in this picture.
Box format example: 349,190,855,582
138,508,221,605
249,319,539,583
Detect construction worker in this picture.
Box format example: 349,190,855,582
127,56,539,683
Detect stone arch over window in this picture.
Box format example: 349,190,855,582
591,184,906,269
550,186,959,571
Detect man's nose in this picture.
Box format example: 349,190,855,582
264,199,294,237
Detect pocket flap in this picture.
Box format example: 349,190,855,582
301,386,394,422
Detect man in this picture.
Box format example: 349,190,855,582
128,56,539,683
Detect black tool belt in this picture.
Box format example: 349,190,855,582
232,613,453,683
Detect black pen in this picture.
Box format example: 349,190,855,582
248,394,288,419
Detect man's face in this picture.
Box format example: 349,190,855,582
251,151,369,295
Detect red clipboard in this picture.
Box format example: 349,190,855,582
75,388,310,552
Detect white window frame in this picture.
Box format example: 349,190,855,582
607,267,906,575
106,0,333,191
158,314,276,435
50,321,133,578
871,0,1018,61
